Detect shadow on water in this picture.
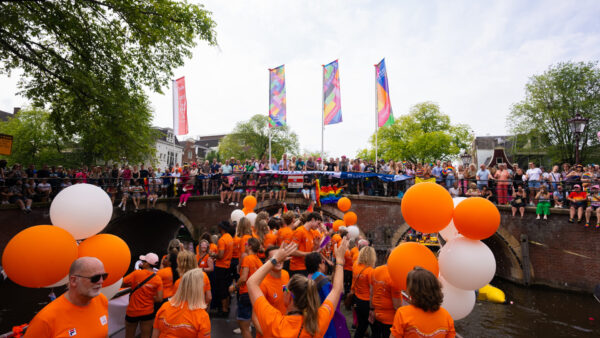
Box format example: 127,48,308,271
0,209,185,333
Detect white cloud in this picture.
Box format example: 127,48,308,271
1,0,599,158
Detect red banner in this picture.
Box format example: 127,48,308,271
173,77,188,135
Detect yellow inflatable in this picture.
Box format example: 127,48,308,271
477,284,506,304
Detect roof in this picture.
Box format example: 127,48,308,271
473,135,515,150
195,134,226,148
0,110,13,122
153,127,181,146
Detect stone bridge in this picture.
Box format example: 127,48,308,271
0,194,598,293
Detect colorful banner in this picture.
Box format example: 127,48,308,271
269,65,286,128
172,77,188,135
323,60,342,125
375,58,394,128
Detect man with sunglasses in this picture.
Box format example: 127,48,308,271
25,257,109,337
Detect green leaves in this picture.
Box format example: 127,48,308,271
359,102,473,163
0,0,216,164
508,61,600,164
218,115,299,160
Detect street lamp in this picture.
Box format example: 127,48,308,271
460,152,472,166
567,112,589,164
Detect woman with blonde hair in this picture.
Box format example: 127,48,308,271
152,268,210,337
352,246,376,338
196,239,214,273
173,251,212,306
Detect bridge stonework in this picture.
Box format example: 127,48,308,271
0,195,598,293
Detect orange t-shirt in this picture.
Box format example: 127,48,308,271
209,243,218,255
197,253,210,270
123,270,163,317
157,267,176,299
259,270,290,314
232,236,242,259
332,234,342,245
24,294,108,338
172,272,211,294
277,226,293,246
153,301,210,338
290,226,314,271
215,233,234,268
239,253,263,294
240,234,253,254
351,247,359,264
352,263,373,301
371,265,402,325
390,305,455,338
264,231,278,249
343,250,354,271
254,296,335,338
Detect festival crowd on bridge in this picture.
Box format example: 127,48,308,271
1,156,599,226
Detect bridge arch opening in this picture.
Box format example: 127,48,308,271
102,209,193,271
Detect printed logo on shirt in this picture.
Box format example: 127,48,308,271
273,292,278,299
68,328,77,336
100,315,107,325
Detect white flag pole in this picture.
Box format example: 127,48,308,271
172,79,177,168
375,66,378,173
321,65,325,161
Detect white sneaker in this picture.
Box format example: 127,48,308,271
178,203,182,207
229,202,235,206
233,328,241,334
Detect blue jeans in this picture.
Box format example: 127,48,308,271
446,176,455,188
477,182,488,190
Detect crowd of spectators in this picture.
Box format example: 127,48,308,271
1,157,599,226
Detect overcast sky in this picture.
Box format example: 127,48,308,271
2,0,600,158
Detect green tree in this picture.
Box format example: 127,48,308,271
508,61,600,164
219,115,299,160
358,102,473,163
0,0,216,164
0,108,76,166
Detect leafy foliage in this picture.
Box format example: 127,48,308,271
508,61,600,164
358,102,473,163
0,0,217,164
218,115,299,160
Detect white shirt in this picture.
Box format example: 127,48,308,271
526,168,542,181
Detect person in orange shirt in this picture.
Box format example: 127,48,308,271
259,246,290,315
236,237,263,338
247,239,350,338
352,246,376,338
290,212,323,276
390,267,455,338
237,217,254,259
173,250,212,306
256,219,271,260
370,264,402,338
153,268,210,338
264,219,279,250
156,253,179,301
122,253,163,338
25,257,109,337
278,211,296,271
214,221,234,317
197,239,214,273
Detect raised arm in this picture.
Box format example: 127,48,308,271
325,238,349,310
247,242,298,304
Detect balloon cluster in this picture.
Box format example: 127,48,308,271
335,197,360,239
231,196,258,226
388,183,500,320
1,184,130,299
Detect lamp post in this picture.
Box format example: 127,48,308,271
567,112,589,164
460,152,472,166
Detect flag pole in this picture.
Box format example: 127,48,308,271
268,68,272,168
172,79,177,169
269,128,272,168
374,66,378,173
321,65,325,160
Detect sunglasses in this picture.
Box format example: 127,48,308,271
74,273,108,283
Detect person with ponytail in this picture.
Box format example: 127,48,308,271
247,238,349,338
390,267,455,338
351,246,376,338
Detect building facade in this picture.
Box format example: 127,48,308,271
151,127,184,171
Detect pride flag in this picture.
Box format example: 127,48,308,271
269,65,286,128
375,58,394,127
316,179,343,206
323,60,342,125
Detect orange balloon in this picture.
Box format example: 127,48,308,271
243,195,257,210
343,211,357,226
333,220,345,232
453,197,500,240
78,234,131,286
387,242,439,290
337,197,351,212
401,183,453,233
242,207,251,215
2,225,78,288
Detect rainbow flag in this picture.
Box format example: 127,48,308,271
323,60,342,125
375,58,394,127
269,65,286,128
442,166,455,175
320,186,343,205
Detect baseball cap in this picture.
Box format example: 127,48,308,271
139,253,159,266
574,184,581,188
592,185,600,190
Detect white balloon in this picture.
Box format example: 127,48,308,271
100,278,123,300
439,220,460,242
453,197,467,207
440,276,476,320
44,274,69,288
246,212,257,227
231,209,245,223
439,237,496,290
347,225,360,240
50,184,113,239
